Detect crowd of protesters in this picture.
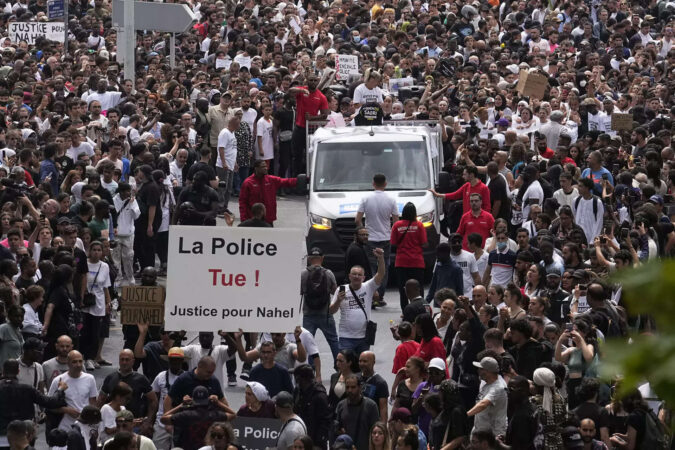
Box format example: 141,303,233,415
0,0,674,447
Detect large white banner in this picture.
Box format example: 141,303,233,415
165,226,304,332
8,22,65,44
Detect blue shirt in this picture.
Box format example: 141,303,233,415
39,159,59,195
425,260,464,304
581,167,614,195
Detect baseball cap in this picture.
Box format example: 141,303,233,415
274,391,294,409
546,268,562,278
496,118,510,127
389,407,412,422
561,426,584,449
23,337,45,351
56,216,71,225
472,356,500,373
192,386,210,406
309,247,324,257
167,347,185,358
572,269,587,279
333,435,354,450
649,195,664,205
428,357,446,372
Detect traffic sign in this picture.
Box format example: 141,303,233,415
112,0,196,33
47,0,64,19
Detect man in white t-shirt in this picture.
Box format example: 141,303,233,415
449,233,481,299
355,174,399,303
66,130,95,162
330,248,385,355
216,116,240,213
353,72,384,113
469,356,507,437
256,104,275,164
48,350,98,431
151,347,185,450
181,332,235,387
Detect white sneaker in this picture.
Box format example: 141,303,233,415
85,360,96,370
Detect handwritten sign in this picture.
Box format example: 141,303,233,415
611,113,633,131
516,70,548,100
120,286,166,326
335,54,359,81
8,22,65,44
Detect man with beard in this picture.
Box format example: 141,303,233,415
503,375,537,448
345,227,372,282
150,347,185,450
448,234,481,299
580,418,609,450
541,270,570,326
292,364,331,449
181,332,235,389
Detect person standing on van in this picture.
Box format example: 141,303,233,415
355,174,399,306
391,202,428,311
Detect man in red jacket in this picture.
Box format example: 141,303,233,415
429,165,491,214
456,193,494,250
239,159,297,225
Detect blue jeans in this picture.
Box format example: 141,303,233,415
233,165,250,193
338,336,370,356
303,313,339,363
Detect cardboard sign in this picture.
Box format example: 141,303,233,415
335,54,359,81
120,286,166,326
230,417,282,450
8,22,65,44
165,226,304,332
611,113,633,131
515,70,548,100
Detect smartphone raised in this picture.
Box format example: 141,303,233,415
339,285,345,294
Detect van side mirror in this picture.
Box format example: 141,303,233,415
296,174,309,195
436,171,451,193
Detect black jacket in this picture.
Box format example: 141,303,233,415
0,378,66,436
293,382,332,448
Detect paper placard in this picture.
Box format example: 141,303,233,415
215,58,231,70
120,286,166,326
335,54,359,81
8,22,65,44
515,69,548,100
611,113,633,131
388,77,415,95
164,226,304,332
289,17,302,35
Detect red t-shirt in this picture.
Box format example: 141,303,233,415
415,337,449,377
391,220,428,268
295,87,329,127
444,181,491,214
540,146,555,159
392,340,420,374
456,209,495,250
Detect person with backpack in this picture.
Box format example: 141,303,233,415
609,389,671,450
302,247,339,362
573,178,604,245
584,283,627,339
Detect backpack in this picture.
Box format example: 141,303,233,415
303,267,330,311
574,195,599,220
641,408,671,450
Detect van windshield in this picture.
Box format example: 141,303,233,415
313,141,430,191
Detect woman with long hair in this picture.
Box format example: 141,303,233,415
328,348,360,411
42,264,76,360
428,380,467,450
497,283,527,332
523,264,546,298
368,422,391,450
198,422,238,450
414,313,446,364
393,356,426,410
396,425,419,450
555,316,598,409
391,202,428,311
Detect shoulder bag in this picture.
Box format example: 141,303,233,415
82,263,102,307
349,285,377,346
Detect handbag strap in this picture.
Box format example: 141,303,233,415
349,285,369,322
394,221,412,246
89,263,102,289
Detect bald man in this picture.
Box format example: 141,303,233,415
98,350,157,435
43,335,79,389
47,350,98,430
358,351,389,422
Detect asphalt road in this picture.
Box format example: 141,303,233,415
35,195,412,450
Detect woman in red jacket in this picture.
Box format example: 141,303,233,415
391,202,428,311
414,313,448,377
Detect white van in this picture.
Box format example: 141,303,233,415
303,124,450,281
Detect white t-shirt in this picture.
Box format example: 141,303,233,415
357,190,398,242
451,250,478,298
474,251,489,280
99,404,125,443
521,180,544,222
66,142,95,161
151,370,181,427
353,84,384,107
48,372,98,430
553,188,579,210
17,360,43,389
333,278,379,339
181,344,233,387
261,328,319,364
85,91,123,111
82,260,111,317
256,117,275,160
216,128,237,169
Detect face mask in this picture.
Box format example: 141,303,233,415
497,242,507,251
353,36,361,43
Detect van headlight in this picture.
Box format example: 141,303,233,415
417,211,434,227
310,213,332,230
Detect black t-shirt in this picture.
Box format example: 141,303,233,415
505,401,536,449
168,370,224,407
178,186,219,212
354,103,384,126
186,161,217,183
488,175,511,221
402,298,432,324
627,409,647,444
46,286,74,337
136,181,161,230
362,373,388,403
72,247,89,299
274,108,294,133
141,340,168,383
248,363,293,397
574,402,610,440
101,371,152,418
429,407,468,450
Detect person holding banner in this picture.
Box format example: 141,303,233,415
329,247,385,356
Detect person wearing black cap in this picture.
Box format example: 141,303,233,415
133,164,161,270
292,364,331,448
275,391,307,450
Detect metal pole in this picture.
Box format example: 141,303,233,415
170,33,175,68
63,0,68,56
123,0,135,78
